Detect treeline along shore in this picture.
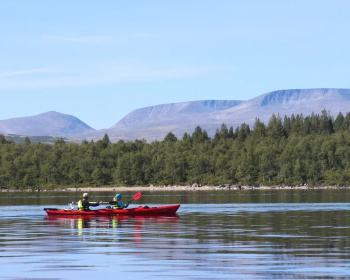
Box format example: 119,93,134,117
1,110,350,191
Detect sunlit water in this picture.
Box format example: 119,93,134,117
1,190,350,279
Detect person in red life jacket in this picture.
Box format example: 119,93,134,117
77,193,103,211
108,194,129,209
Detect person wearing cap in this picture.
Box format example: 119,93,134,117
77,193,103,211
108,194,129,209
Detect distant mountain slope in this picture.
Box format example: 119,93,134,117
2,89,350,143
0,111,95,138
255,88,350,107
82,88,350,142
214,88,350,126
115,100,243,127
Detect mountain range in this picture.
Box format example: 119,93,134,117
1,88,350,143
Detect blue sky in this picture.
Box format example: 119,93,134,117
0,0,349,129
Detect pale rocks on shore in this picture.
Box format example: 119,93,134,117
2,183,348,192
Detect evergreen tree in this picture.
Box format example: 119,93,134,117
267,114,286,139
0,134,7,144
164,132,177,142
97,133,110,149
253,118,266,138
334,112,344,132
219,123,229,139
55,138,66,145
24,137,31,146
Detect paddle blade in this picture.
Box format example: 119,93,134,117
133,192,142,201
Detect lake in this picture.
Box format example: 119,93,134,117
1,189,350,279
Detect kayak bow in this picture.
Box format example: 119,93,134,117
44,204,180,216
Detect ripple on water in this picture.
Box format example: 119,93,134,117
1,191,350,279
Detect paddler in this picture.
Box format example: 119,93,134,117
77,193,103,211
108,194,129,209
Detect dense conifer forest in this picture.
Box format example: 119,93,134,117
1,110,350,189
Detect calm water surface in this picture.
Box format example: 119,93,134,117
1,189,350,279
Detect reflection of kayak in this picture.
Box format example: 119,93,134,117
44,204,180,216
46,214,179,221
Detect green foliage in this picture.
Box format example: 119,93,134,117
164,132,177,143
1,111,350,189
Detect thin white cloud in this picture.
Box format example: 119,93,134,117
0,68,54,78
0,63,217,91
43,35,114,44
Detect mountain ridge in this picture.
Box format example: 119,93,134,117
1,88,350,142
115,100,243,127
101,88,350,141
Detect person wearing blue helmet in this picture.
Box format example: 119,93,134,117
109,193,129,209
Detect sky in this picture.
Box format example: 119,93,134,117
0,0,350,130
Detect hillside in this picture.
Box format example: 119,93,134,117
82,88,350,142
116,100,243,127
0,111,95,138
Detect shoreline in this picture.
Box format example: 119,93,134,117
2,184,349,192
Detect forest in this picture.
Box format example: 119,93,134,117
1,110,350,189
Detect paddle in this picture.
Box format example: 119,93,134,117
127,192,142,204
68,201,99,205
68,192,142,206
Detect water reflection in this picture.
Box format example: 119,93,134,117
45,215,180,242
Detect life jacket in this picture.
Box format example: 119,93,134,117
77,200,90,211
112,200,123,210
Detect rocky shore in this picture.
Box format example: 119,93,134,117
1,183,349,192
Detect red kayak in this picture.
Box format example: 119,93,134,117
44,204,180,216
